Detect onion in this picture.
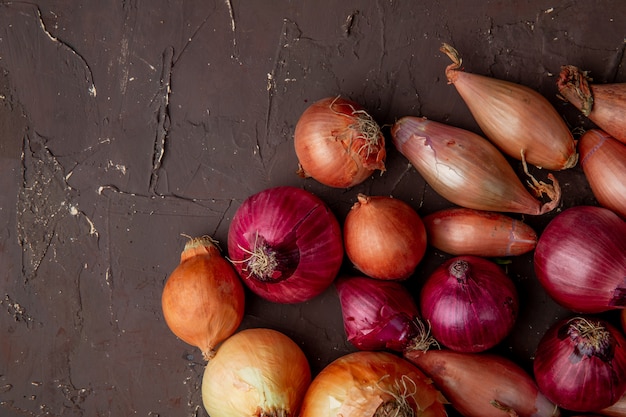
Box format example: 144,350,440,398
227,186,344,304
419,255,518,352
533,205,626,313
557,65,626,145
440,43,577,170
294,96,386,188
599,393,626,417
201,328,311,417
404,349,561,417
579,129,626,219
533,316,626,412
343,194,427,280
335,275,433,352
391,115,561,215
423,207,537,257
161,236,245,361
299,350,447,417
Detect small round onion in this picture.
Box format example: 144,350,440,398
533,205,626,313
202,328,311,417
161,236,245,361
294,96,386,188
343,194,427,280
419,255,519,352
299,351,447,417
533,316,626,412
227,186,343,303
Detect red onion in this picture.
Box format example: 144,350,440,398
343,194,427,280
227,186,343,303
419,256,519,352
533,205,626,313
335,275,432,352
533,316,626,412
391,115,561,215
404,349,561,417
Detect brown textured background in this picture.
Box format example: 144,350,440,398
0,1,624,416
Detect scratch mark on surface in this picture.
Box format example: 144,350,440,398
224,0,241,63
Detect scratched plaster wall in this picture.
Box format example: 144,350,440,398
0,1,625,416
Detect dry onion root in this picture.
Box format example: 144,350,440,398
440,43,578,171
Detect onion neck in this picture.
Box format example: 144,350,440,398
180,235,220,262
449,259,470,283
374,400,413,417
562,317,614,362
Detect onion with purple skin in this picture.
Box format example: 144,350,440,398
227,186,343,304
335,275,433,352
533,205,626,313
419,255,519,352
533,316,626,412
391,115,561,215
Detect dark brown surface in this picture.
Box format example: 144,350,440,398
0,1,624,416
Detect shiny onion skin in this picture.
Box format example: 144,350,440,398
423,207,537,257
391,116,561,215
294,96,386,188
335,275,432,352
533,317,626,412
161,236,245,361
201,328,311,417
557,65,626,145
441,43,577,170
404,349,561,417
299,351,447,417
579,129,626,219
343,194,427,280
419,256,518,352
533,205,626,313
227,186,343,304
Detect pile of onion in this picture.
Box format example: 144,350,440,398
534,205,626,313
294,96,386,188
299,350,447,417
202,328,311,417
227,186,344,303
343,194,427,280
533,316,626,412
161,236,245,361
419,255,519,352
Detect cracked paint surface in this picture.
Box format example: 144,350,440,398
0,1,624,416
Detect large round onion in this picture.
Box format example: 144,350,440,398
534,205,626,313
343,194,427,280
294,96,386,188
299,351,447,417
227,186,344,303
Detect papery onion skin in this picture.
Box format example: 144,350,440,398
227,186,343,304
335,275,428,352
405,349,561,417
423,207,537,257
533,205,626,313
599,393,626,417
299,350,447,417
533,317,626,412
294,96,386,188
441,43,577,170
579,129,626,219
391,115,561,215
202,328,312,417
419,255,518,352
343,194,427,280
557,65,626,145
161,236,245,361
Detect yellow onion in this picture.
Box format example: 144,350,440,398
423,207,537,257
294,96,386,188
202,328,311,417
578,129,626,219
343,194,427,280
299,350,447,417
441,43,577,170
392,116,561,215
557,65,626,145
161,236,245,361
